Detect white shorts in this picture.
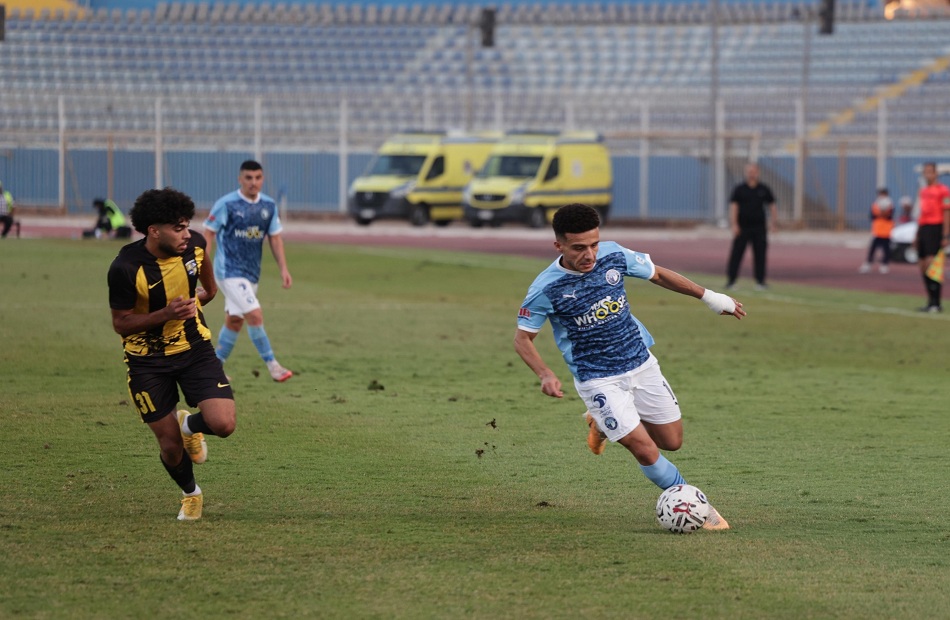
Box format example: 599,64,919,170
218,277,261,318
574,354,682,443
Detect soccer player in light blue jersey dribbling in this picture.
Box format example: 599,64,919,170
514,203,744,530
204,160,293,382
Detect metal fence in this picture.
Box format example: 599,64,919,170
0,90,937,230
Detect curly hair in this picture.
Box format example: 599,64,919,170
129,187,196,235
552,203,600,239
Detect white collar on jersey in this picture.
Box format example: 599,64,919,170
238,190,261,205
556,256,591,276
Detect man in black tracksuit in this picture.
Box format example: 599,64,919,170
726,162,777,290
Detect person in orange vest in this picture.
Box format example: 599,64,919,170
859,188,894,275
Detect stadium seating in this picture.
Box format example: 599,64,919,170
1,2,949,154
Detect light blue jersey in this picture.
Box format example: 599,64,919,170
204,190,282,283
517,241,656,382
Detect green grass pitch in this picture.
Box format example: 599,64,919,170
1,238,949,618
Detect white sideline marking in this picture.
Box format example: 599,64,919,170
754,292,950,319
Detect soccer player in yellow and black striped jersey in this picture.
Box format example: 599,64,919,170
108,187,236,521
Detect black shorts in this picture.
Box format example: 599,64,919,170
124,340,234,423
916,224,944,259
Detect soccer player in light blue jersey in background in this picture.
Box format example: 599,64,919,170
204,160,294,382
514,203,744,530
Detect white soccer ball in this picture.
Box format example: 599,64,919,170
656,484,710,534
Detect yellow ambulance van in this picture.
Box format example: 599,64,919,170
347,132,499,226
462,132,612,228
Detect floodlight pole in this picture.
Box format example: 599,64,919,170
465,21,474,131
708,0,721,225
877,99,887,189
794,9,814,225
58,95,66,211
155,97,163,189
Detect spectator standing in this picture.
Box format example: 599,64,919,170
725,162,778,291
914,162,950,312
859,188,894,274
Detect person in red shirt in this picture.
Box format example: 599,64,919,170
914,162,950,312
859,188,894,275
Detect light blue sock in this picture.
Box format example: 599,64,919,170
247,324,276,363
216,326,239,362
639,454,686,490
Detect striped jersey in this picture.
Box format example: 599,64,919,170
517,241,656,382
203,190,282,283
107,231,212,357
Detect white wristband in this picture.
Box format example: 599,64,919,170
701,289,736,315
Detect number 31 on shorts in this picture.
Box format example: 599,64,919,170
132,391,157,414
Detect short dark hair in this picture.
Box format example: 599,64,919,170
129,187,196,235
552,203,600,239
240,160,263,172
923,161,937,171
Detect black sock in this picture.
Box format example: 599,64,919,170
161,448,196,494
923,275,936,306
924,277,942,307
185,412,215,436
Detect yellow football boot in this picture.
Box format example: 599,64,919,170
177,410,207,464
177,493,203,521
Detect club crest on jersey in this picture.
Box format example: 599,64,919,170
604,416,618,431
261,208,269,219
605,269,621,285
185,259,198,276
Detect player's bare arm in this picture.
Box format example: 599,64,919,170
196,257,217,305
204,228,217,254
650,266,745,319
728,202,740,236
513,329,563,398
268,234,292,289
111,297,197,337
650,266,706,298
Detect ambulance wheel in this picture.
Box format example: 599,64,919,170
409,205,430,227
528,207,548,229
